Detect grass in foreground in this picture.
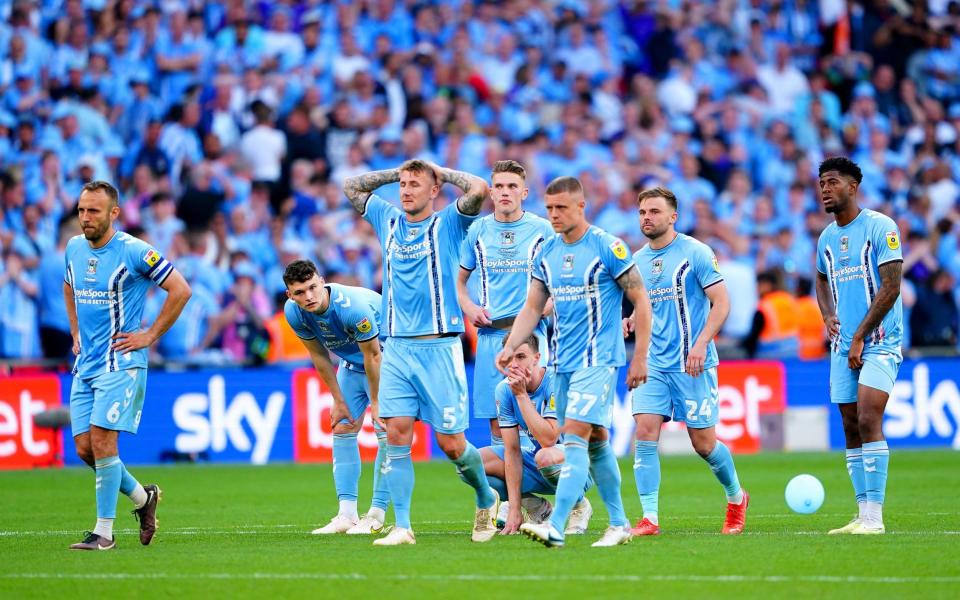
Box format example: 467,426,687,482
0,450,958,599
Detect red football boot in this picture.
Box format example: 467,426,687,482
721,490,749,534
629,517,661,536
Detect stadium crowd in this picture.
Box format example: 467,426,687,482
1,0,959,366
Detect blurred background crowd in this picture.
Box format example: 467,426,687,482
1,0,959,368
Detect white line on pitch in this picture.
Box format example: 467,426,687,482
2,573,960,584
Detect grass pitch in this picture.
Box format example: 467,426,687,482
0,450,958,599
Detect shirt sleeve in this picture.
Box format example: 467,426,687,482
283,300,315,340
600,234,634,279
341,298,381,343
63,241,74,286
693,243,724,290
130,238,174,285
459,221,479,271
361,194,401,240
816,233,827,275
875,218,903,266
542,386,558,421
495,381,518,428
530,246,547,283
442,201,481,248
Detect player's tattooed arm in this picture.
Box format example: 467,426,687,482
618,265,651,387
342,168,401,213
853,260,903,343
815,271,840,338
440,167,489,216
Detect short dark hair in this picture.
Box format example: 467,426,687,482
636,186,678,211
80,180,119,207
503,331,540,355
818,156,863,184
491,160,526,181
282,259,320,287
544,176,582,196
399,159,438,183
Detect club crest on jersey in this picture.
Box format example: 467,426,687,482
562,254,575,271
886,231,900,250
651,258,663,275
143,249,161,268
839,236,849,253
610,240,628,260
356,317,372,333
86,258,98,275
499,231,515,246
406,227,421,240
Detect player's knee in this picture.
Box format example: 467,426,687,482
333,421,361,435
691,437,715,458
856,411,882,440
75,445,94,467
535,447,563,468
437,435,466,460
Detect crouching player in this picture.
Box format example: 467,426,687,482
480,334,593,535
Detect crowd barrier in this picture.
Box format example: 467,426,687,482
1,358,957,469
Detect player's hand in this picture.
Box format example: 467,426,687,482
626,357,648,389
369,400,386,430
685,342,707,377
111,330,157,354
500,506,524,535
622,316,634,338
495,347,514,376
463,303,493,328
330,401,355,428
72,336,81,356
824,314,840,339
848,336,865,370
507,365,530,396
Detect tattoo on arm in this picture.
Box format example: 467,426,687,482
854,260,902,340
616,265,644,292
445,168,488,216
342,168,400,213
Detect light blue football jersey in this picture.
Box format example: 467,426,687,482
363,194,478,337
633,233,723,372
531,226,634,372
65,231,174,378
496,368,556,451
459,211,553,321
284,283,382,372
817,208,904,355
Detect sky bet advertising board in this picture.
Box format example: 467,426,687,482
0,357,956,469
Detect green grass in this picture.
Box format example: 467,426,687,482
0,450,958,599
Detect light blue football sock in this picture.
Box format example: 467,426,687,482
94,456,123,520
487,475,507,499
119,463,138,496
704,441,743,503
845,447,867,505
588,439,629,527
549,434,590,536
452,443,496,508
332,433,360,502
370,431,390,511
384,444,414,529
633,440,661,521
862,441,889,504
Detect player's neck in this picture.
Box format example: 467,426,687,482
404,203,435,223
494,209,523,223
834,204,862,227
648,229,678,250
87,227,117,249
560,221,590,244
527,366,546,393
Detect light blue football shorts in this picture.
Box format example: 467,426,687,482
830,349,902,404
379,336,469,434
631,367,719,429
70,368,147,435
553,366,619,428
